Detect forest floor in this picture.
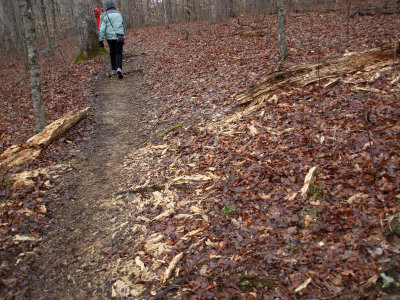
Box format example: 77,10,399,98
1,12,400,299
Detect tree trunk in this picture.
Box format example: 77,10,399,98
143,0,150,26
184,0,190,40
277,0,288,60
10,0,28,63
0,0,13,52
48,0,62,57
18,0,47,133
48,0,58,36
38,0,53,55
225,0,234,17
164,0,172,28
171,0,177,22
190,0,197,20
211,0,218,24
72,0,98,60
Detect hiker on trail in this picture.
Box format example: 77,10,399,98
94,8,101,31
99,0,126,79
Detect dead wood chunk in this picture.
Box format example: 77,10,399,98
300,166,319,199
233,41,400,106
323,78,340,88
0,108,89,169
0,148,41,169
353,86,383,93
27,107,90,149
161,252,183,283
0,145,20,161
239,30,265,37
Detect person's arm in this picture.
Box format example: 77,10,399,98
122,15,126,36
99,14,106,41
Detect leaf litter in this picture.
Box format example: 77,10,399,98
1,10,400,299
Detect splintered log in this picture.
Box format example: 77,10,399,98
0,107,89,168
234,41,400,106
26,107,89,149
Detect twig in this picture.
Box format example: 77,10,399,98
382,143,400,157
362,107,377,180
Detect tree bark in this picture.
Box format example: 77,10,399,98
72,0,98,59
48,0,62,57
225,0,234,17
184,0,190,40
38,0,53,55
18,0,47,133
164,0,172,28
277,0,288,60
211,0,218,24
10,0,28,62
143,0,150,26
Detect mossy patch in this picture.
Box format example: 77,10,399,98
75,46,108,63
221,204,236,214
158,124,183,137
237,276,276,291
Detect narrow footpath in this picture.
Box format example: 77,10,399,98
30,54,163,299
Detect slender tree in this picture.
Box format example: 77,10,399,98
225,0,234,18
10,0,28,63
164,0,172,28
38,0,53,55
184,0,190,40
18,0,47,133
143,0,150,26
171,0,177,22
277,0,288,60
211,0,218,24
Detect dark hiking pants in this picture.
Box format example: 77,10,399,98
107,39,123,71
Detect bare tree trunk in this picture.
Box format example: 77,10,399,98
18,0,47,133
211,0,218,24
225,0,234,17
184,0,190,40
72,0,98,60
48,0,63,57
38,0,53,55
171,0,177,22
10,0,28,64
164,0,172,28
0,0,12,52
277,0,288,60
190,0,197,20
143,0,150,26
48,0,58,37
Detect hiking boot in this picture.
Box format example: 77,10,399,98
111,70,117,75
117,68,123,79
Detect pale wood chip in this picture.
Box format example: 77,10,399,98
161,252,184,283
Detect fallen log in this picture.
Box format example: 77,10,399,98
233,41,400,106
0,107,90,168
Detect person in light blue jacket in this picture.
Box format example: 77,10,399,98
99,0,125,78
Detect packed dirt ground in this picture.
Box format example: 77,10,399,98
1,12,400,299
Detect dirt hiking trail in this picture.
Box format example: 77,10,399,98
30,54,168,299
